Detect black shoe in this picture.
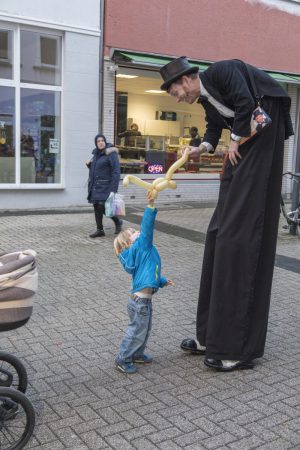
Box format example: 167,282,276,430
89,229,105,238
180,338,206,355
114,219,123,234
204,358,254,372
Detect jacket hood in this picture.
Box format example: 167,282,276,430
105,145,119,155
94,133,106,146
92,145,119,156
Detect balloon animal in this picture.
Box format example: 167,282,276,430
123,147,189,199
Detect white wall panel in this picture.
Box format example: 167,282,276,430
0,0,101,32
119,179,220,204
102,59,116,143
282,85,299,197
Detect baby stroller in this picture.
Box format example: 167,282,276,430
0,250,37,450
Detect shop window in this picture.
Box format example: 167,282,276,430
0,86,15,183
115,68,227,175
0,30,13,79
20,31,62,86
21,89,61,183
0,27,62,186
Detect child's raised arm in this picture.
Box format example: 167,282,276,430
139,193,157,247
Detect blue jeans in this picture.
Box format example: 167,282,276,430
117,297,152,364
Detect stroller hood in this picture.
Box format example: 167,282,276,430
0,250,38,331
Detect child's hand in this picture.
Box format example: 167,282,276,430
166,279,175,287
146,191,155,207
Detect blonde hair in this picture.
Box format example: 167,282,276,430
114,228,137,256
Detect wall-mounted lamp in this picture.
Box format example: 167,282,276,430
107,64,119,72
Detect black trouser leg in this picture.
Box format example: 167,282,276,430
111,216,121,226
111,215,123,233
196,226,217,346
93,203,105,230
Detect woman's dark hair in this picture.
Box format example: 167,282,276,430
94,134,107,147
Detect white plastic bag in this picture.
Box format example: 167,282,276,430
114,193,126,216
105,192,115,217
105,192,126,217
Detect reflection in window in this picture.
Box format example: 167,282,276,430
20,31,61,85
40,36,57,66
0,30,13,79
21,89,61,183
0,31,8,59
0,86,15,183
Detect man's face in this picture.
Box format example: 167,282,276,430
256,114,265,124
167,76,199,104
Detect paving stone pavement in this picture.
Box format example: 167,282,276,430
0,203,299,450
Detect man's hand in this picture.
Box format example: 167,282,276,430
228,141,242,166
181,144,207,158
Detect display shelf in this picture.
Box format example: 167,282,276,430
117,135,226,174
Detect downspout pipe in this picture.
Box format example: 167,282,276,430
99,0,105,133
290,91,300,235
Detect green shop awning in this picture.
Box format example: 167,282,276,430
113,51,210,72
113,50,300,84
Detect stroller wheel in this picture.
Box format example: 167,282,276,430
0,387,35,450
0,353,28,393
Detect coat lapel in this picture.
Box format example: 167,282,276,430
197,91,232,131
199,72,227,106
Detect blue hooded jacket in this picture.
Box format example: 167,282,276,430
118,206,167,294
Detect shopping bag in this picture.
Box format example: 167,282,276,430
105,192,126,217
105,192,115,217
114,193,126,216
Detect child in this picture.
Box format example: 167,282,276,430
114,197,174,374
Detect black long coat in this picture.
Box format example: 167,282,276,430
195,60,293,361
199,59,293,149
87,145,120,204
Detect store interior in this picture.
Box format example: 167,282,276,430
115,67,229,175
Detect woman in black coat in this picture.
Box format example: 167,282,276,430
86,134,122,237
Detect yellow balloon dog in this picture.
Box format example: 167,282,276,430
123,147,190,199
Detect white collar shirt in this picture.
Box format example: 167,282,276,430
199,81,241,151
200,80,234,118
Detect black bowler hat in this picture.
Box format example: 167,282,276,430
160,56,198,91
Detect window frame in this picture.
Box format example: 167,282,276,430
0,23,64,189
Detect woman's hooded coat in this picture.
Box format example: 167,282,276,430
87,134,120,203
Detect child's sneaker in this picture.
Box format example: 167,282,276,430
115,361,137,374
133,354,153,364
